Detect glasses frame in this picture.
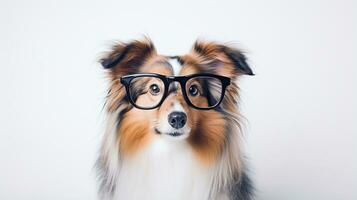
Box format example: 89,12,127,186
120,73,231,110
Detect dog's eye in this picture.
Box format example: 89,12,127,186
189,85,199,96
149,84,160,95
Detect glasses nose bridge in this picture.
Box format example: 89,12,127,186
167,76,184,84
166,76,185,94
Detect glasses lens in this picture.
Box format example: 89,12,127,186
186,76,223,109
128,76,165,109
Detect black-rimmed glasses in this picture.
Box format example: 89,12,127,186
120,73,231,110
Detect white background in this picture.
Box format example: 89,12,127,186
0,0,356,199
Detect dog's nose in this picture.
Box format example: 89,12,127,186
168,112,187,129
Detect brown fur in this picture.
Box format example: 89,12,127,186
188,110,226,164
118,109,153,156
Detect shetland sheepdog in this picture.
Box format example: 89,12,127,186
96,38,254,200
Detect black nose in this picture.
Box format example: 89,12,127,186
168,112,187,129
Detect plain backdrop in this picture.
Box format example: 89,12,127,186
0,0,356,199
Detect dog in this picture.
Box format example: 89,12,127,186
96,38,254,200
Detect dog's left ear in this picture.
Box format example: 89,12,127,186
192,41,254,76
219,45,254,75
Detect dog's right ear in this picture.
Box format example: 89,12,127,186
100,44,130,69
100,38,156,75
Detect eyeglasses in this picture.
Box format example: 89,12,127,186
120,73,231,110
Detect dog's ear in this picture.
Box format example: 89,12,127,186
219,45,254,75
100,38,156,75
192,41,254,77
100,44,129,69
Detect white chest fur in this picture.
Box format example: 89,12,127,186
114,138,215,200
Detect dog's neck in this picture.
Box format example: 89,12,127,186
113,137,219,200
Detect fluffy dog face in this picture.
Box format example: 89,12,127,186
101,38,253,163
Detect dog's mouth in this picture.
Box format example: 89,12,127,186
166,131,184,137
154,128,184,137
